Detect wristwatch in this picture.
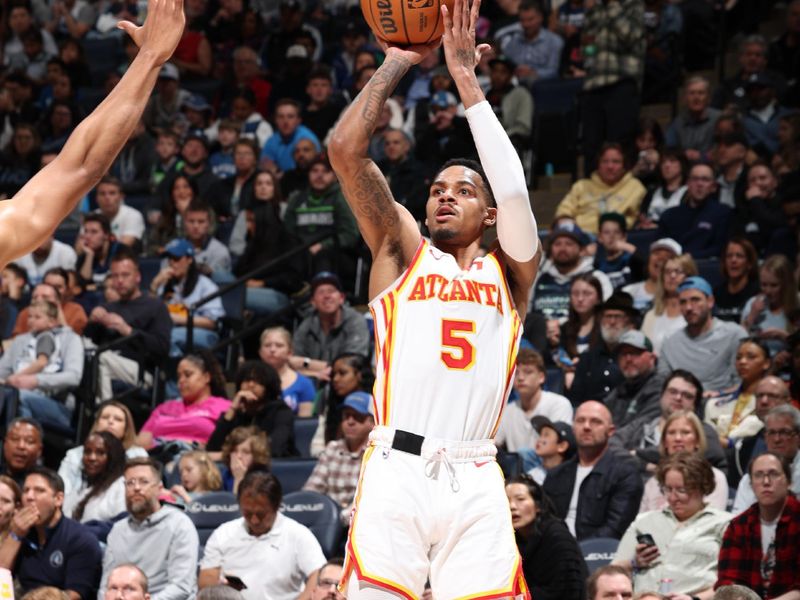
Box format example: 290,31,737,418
302,357,311,369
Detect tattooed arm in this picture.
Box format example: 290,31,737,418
329,47,435,294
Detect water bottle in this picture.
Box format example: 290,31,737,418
545,162,554,177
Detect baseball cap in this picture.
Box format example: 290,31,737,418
745,72,776,89
286,44,309,59
158,62,179,81
548,222,589,247
162,238,195,258
650,237,682,256
617,330,653,352
310,271,343,292
531,416,576,460
678,276,713,297
342,391,374,416
181,94,211,113
184,130,210,149
430,91,457,108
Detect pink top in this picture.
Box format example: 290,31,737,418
141,396,231,445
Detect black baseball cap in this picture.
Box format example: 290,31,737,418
531,416,576,460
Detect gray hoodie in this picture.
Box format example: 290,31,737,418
99,505,198,600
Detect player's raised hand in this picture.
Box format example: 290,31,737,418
441,0,490,71
117,0,185,64
376,37,441,67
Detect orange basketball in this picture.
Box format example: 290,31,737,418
360,0,455,45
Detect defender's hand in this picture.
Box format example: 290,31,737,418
118,0,185,65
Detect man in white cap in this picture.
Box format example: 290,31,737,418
622,237,681,312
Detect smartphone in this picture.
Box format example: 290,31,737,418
224,575,247,591
636,533,657,547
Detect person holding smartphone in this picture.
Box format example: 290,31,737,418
612,453,731,600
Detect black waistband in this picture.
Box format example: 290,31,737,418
391,429,425,455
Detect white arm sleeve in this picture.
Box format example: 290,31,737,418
465,100,538,262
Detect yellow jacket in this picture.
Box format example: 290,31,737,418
555,171,647,233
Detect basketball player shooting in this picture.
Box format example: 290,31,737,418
0,0,183,269
328,0,540,596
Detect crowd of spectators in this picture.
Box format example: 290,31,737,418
0,0,799,597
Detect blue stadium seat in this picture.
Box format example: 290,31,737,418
270,458,318,494
497,451,521,478
545,367,565,395
184,491,241,553
81,37,123,87
139,257,162,291
125,194,154,214
281,490,344,557
54,228,79,247
626,229,660,259
579,537,620,574
294,418,318,458
695,258,722,290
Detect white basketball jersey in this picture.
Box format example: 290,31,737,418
369,239,523,441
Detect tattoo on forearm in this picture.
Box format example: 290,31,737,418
360,57,410,137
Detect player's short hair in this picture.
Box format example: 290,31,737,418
307,66,333,83
274,97,302,115
517,347,545,372
44,267,68,285
519,0,544,15
234,137,260,157
435,158,496,208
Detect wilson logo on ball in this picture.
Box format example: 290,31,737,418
375,0,399,34
408,0,433,8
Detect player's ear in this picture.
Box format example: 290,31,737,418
483,206,497,227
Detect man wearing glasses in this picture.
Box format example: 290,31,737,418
100,458,198,600
716,451,800,599
732,404,800,514
310,559,345,600
610,369,728,473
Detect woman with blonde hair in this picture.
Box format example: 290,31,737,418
639,410,728,512
741,254,799,355
221,426,270,493
259,326,315,416
58,400,147,495
641,254,698,354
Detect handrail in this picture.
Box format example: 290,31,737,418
184,231,334,353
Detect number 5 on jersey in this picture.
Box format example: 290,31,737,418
441,319,476,370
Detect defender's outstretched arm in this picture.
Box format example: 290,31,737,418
0,0,185,267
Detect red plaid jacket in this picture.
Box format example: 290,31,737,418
716,494,800,599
